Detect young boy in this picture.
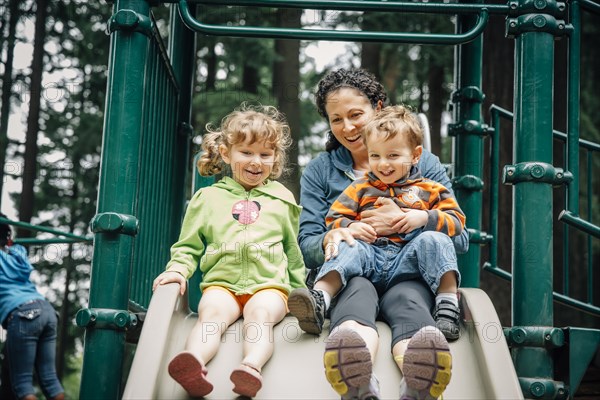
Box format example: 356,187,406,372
288,105,465,341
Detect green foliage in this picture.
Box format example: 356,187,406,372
61,352,83,399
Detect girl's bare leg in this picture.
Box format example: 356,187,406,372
187,288,242,364
229,290,287,398
240,290,287,369
169,288,241,397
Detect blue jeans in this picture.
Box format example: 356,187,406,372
316,231,460,295
5,299,64,399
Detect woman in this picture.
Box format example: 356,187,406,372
292,69,468,400
0,214,65,400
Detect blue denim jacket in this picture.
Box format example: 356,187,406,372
0,244,45,326
299,146,469,271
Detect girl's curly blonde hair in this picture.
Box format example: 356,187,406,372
197,103,292,179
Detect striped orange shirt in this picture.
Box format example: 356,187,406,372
326,168,466,243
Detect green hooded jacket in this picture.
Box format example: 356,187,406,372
166,176,306,295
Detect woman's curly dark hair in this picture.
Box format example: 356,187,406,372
315,69,388,151
0,213,12,247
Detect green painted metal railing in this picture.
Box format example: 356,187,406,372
178,0,492,44
128,15,181,309
450,0,486,288
77,2,193,398
0,216,92,244
0,217,92,245
483,105,600,317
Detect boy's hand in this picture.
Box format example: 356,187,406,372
348,222,377,243
391,209,428,233
152,270,187,296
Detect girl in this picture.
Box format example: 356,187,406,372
152,104,305,398
0,214,65,400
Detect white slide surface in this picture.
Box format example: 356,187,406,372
123,285,523,399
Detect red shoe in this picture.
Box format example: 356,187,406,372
168,352,213,397
230,363,263,398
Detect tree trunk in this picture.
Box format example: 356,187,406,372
205,40,216,91
381,48,401,105
360,12,382,80
361,43,381,79
273,8,301,200
0,0,20,202
242,64,258,95
56,247,71,379
427,64,445,158
18,0,48,236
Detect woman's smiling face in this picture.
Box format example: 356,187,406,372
324,87,379,156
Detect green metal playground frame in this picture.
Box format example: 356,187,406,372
56,0,600,398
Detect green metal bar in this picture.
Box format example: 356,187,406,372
186,0,510,14
587,153,593,303
178,0,490,44
484,106,600,151
169,3,198,310
558,210,600,239
128,17,182,308
453,0,484,288
553,130,600,150
0,217,91,241
488,107,502,271
483,263,600,316
567,0,581,214
512,25,555,385
562,0,582,296
14,238,91,245
580,0,600,13
79,1,151,398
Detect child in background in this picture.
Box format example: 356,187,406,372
289,105,464,342
0,214,65,400
152,104,305,398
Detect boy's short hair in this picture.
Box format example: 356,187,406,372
363,105,423,149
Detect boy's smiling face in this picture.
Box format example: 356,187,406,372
367,133,422,184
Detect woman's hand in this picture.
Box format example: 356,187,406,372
152,270,187,296
348,222,377,243
359,197,405,236
323,228,355,261
391,209,428,233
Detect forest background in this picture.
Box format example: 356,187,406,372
0,1,599,397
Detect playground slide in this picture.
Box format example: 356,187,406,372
123,285,523,399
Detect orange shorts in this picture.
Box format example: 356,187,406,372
203,286,288,312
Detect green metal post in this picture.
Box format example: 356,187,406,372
168,3,195,238
452,0,485,288
79,1,150,398
511,16,555,393
169,4,202,311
